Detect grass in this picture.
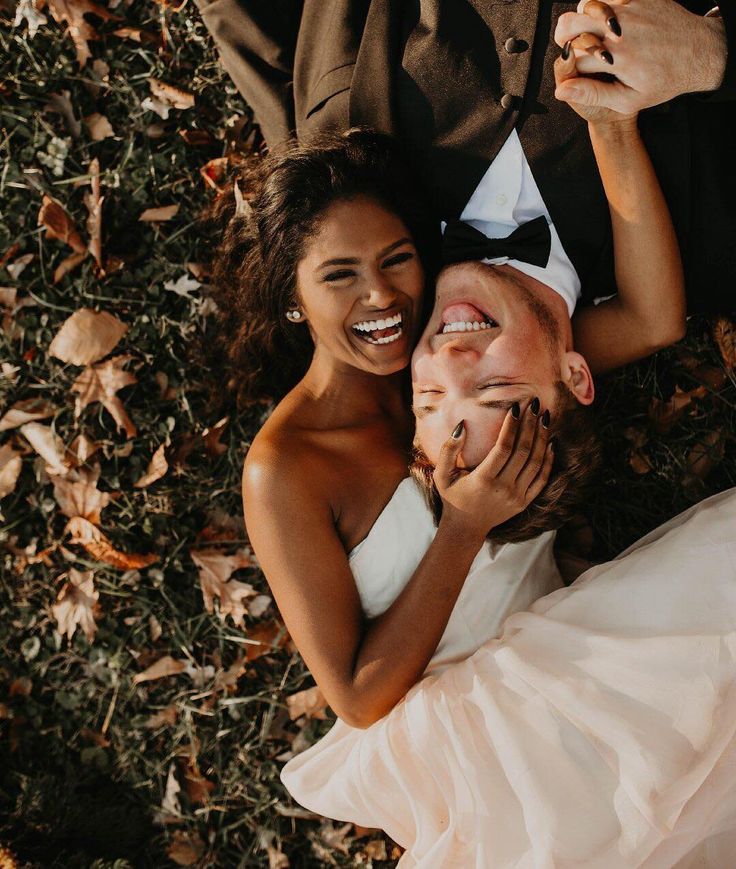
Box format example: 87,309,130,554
0,1,734,867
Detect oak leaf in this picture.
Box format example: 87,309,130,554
190,547,255,626
65,515,158,568
52,568,99,642
133,443,168,487
19,422,70,476
52,476,113,523
45,0,119,67
71,354,138,437
49,308,127,365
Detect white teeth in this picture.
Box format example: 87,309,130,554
352,312,403,332
441,320,491,334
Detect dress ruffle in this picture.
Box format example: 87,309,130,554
281,489,736,867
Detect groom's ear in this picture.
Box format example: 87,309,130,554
561,351,595,406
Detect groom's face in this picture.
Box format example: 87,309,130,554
411,263,564,468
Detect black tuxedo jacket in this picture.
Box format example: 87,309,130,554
196,0,736,313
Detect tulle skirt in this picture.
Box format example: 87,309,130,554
281,488,736,867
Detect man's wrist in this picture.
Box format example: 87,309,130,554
695,16,727,92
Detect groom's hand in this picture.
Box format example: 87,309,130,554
554,0,727,115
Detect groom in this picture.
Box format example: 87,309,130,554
196,0,735,315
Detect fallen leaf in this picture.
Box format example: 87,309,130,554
318,821,353,855
19,422,70,475
52,476,113,523
149,78,194,110
178,756,215,805
164,273,200,298
144,704,178,729
628,451,652,475
202,416,228,457
286,686,328,721
200,157,229,191
134,443,168,487
179,129,215,147
648,385,707,434
713,316,736,370
9,677,32,697
45,0,120,67
244,619,289,663
5,253,34,279
38,195,86,254
0,397,56,431
160,762,182,818
363,839,387,860
65,515,159,568
84,157,104,271
132,655,187,685
149,613,162,641
84,112,113,140
0,443,23,499
190,547,255,626
248,594,272,618
112,25,158,44
67,432,100,467
49,308,127,365
139,204,179,222
43,90,82,138
14,0,48,36
71,354,138,437
167,830,204,866
52,568,99,642
53,250,87,284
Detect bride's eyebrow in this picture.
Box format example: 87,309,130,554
316,238,413,270
478,399,521,410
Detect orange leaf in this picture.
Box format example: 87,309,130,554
244,619,289,663
132,655,187,685
46,0,119,66
190,547,255,626
65,515,158,569
713,316,736,371
49,307,127,365
149,78,194,110
71,354,138,437
133,443,169,488
0,397,56,432
38,195,86,254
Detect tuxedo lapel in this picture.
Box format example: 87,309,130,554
348,0,404,134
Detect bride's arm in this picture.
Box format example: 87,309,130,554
243,405,552,729
557,49,687,374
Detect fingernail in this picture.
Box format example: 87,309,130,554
530,397,540,416
452,420,465,439
511,402,521,420
561,40,572,60
607,16,621,36
601,50,614,65
542,409,551,429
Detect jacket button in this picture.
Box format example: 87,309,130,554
500,93,518,110
504,37,528,53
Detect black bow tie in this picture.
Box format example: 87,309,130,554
441,215,552,268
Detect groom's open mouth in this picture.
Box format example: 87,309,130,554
437,302,498,335
351,311,404,345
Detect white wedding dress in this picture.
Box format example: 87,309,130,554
281,478,736,867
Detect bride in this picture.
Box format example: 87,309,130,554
206,47,736,867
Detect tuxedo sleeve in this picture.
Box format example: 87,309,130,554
194,0,303,146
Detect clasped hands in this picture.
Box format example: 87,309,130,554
553,0,727,117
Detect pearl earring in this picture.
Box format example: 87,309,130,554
286,310,303,322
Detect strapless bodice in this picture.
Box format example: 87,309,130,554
348,477,563,675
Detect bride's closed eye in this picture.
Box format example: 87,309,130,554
382,251,415,268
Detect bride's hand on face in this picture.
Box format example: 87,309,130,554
433,403,554,543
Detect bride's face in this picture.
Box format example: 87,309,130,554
294,196,425,376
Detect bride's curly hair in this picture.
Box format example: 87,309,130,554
198,129,438,409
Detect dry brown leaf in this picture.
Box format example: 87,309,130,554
133,443,168,488
353,824,381,839
84,157,104,270
628,451,652,475
0,397,56,431
111,25,158,43
46,0,119,66
53,250,88,284
49,308,127,365
202,416,228,457
52,476,113,523
179,129,216,147
167,830,204,866
19,422,70,476
200,157,229,191
65,515,159,569
686,430,725,481
713,316,736,371
150,78,194,110
9,677,32,697
190,547,255,626
83,112,113,141
648,385,707,434
244,619,289,663
144,704,178,729
362,840,387,860
132,655,187,685
178,756,215,805
71,354,138,437
38,195,86,254
67,432,100,467
0,443,23,499
138,204,179,222
43,90,82,138
286,686,328,721
52,568,99,642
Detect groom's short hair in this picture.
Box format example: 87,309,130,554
409,381,601,544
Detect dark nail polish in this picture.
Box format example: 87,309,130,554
542,409,551,429
530,397,541,416
561,40,572,60
511,402,521,420
601,50,614,65
607,16,621,36
452,420,465,439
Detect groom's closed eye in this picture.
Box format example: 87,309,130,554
413,398,523,418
